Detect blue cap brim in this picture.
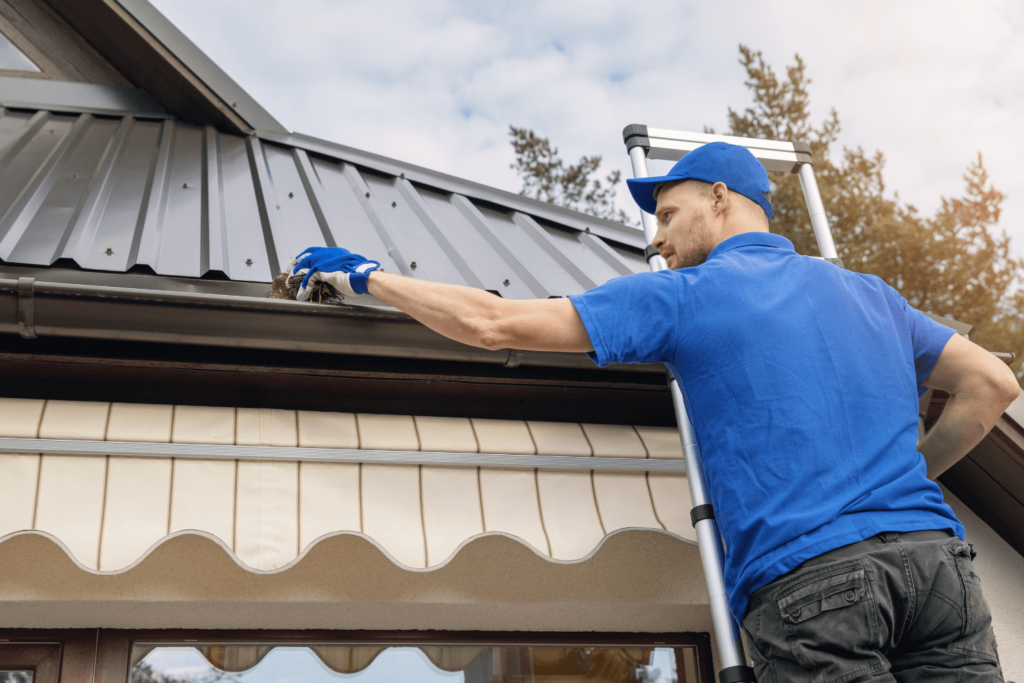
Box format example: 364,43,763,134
626,175,680,215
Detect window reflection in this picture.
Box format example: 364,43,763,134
129,644,701,683
0,673,34,683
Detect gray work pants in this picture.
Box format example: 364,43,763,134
741,529,1002,682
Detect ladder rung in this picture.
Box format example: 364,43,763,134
625,125,812,173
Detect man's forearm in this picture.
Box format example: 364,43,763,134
366,270,504,349
917,392,995,479
917,334,1020,479
366,271,594,354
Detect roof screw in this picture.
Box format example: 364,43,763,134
245,258,253,265
72,174,78,180
391,201,397,207
182,183,188,189
410,261,417,270
232,102,238,108
584,226,590,233
400,173,405,179
288,192,294,198
365,192,370,198
503,279,510,286
105,248,113,255
49,129,54,135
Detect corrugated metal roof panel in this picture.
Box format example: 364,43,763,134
0,107,646,295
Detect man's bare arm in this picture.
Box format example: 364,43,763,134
367,270,594,353
919,333,1020,479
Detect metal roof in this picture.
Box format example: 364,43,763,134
0,105,646,299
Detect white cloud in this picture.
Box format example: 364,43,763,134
151,0,1024,257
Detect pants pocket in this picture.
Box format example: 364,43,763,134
943,539,999,664
774,564,885,683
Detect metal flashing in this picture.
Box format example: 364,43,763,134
0,436,686,472
113,0,287,134
0,76,169,119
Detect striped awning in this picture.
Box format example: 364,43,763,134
0,397,695,571
0,398,706,630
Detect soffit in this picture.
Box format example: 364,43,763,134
43,0,267,133
0,0,129,86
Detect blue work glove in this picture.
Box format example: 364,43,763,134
288,246,381,300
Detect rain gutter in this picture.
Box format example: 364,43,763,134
0,277,661,374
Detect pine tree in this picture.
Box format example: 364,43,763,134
508,125,633,224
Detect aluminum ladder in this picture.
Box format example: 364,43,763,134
621,125,839,683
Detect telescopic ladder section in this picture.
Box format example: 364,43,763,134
622,124,839,683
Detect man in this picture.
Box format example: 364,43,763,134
290,142,1019,682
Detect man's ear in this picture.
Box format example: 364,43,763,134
711,182,729,215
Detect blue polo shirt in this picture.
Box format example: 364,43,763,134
569,231,962,621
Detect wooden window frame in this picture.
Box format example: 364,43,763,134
0,644,62,683
0,632,97,683
0,14,55,80
0,629,714,683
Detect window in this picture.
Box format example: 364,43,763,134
0,673,34,683
0,30,40,72
0,644,60,683
130,642,706,683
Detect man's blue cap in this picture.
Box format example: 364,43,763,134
626,141,774,220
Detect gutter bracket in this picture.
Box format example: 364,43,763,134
17,277,37,339
504,348,524,368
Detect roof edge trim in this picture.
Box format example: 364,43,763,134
0,77,170,119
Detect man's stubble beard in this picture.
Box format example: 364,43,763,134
673,210,716,269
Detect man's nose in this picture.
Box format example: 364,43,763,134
651,229,665,249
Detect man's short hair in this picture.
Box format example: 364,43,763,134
653,179,712,201
654,179,767,219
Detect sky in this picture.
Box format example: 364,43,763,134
149,0,1024,258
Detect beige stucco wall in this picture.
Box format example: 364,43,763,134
941,484,1024,681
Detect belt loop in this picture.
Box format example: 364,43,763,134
880,531,899,543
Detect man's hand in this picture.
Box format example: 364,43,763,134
289,246,381,300
367,270,593,354
920,333,1021,478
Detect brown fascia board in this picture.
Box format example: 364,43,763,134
44,0,252,134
